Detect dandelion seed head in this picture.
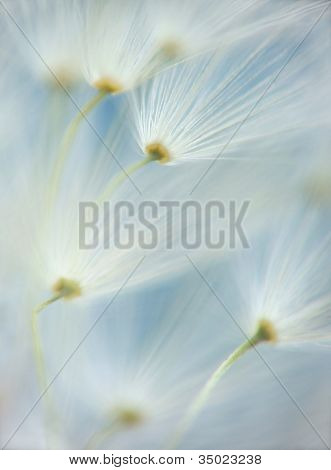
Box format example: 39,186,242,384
7,121,219,307
2,0,331,451
52,277,82,301
7,0,83,88
158,39,183,60
145,141,171,164
130,21,325,166
81,0,160,93
147,0,258,60
43,63,81,90
113,406,145,428
255,318,278,344
93,77,123,94
223,210,331,346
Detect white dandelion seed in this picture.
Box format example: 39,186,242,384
3,102,315,313
47,283,232,449
227,210,331,346
1,248,330,448
31,274,331,449
46,0,170,205
48,0,330,208
2,102,303,423
80,0,161,94
4,0,83,88
145,0,329,61
128,16,328,165
172,207,331,445
145,0,258,60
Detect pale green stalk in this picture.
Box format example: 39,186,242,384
170,319,277,448
31,295,62,447
31,296,61,391
48,90,107,207
97,154,154,203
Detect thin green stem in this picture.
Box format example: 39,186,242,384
170,331,264,449
97,154,154,203
31,295,62,446
31,295,61,390
48,90,107,208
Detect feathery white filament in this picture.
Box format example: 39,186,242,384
81,0,159,92
225,210,331,345
129,20,327,164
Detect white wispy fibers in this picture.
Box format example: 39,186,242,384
2,0,83,88
145,0,258,59
3,0,328,92
2,86,309,312
180,293,331,449
222,209,331,345
171,206,331,445
145,0,329,60
32,280,245,449
80,0,271,93
128,14,328,165
0,275,217,449
3,124,137,304
79,0,161,94
0,261,98,449
11,277,330,449
1,92,306,437
0,0,329,454
46,0,168,199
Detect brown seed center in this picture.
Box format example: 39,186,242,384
93,76,123,94
145,142,171,164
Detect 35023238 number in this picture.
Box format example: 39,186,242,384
198,454,262,464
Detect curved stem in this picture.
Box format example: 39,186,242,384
31,295,61,390
48,90,107,208
31,295,62,446
97,154,154,203
170,331,264,449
